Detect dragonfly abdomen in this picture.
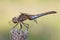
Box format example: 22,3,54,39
29,11,57,20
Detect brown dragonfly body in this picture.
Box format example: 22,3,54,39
12,11,57,30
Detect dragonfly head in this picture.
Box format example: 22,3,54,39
12,17,18,23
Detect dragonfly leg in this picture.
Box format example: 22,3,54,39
34,19,37,23
12,23,18,29
22,22,29,30
24,23,29,29
20,23,23,30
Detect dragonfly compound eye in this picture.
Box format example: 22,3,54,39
12,17,18,23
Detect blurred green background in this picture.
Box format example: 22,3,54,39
0,0,60,40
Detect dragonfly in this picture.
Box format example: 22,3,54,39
11,11,57,30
